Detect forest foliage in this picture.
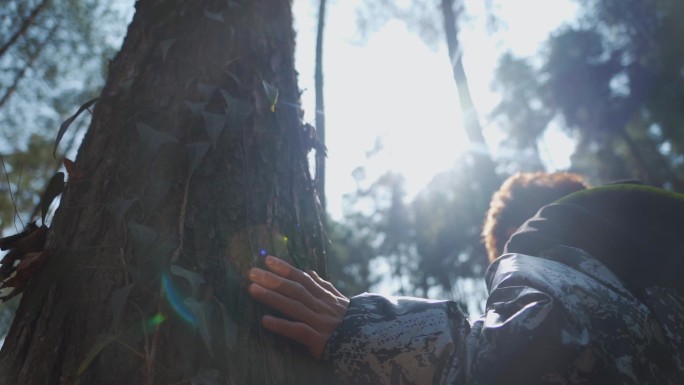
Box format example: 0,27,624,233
1,0,683,335
331,0,684,314
0,0,130,227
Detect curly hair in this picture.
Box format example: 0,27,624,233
482,172,589,263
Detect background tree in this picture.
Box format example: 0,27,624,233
491,0,684,189
410,162,489,304
325,0,502,309
329,159,490,316
356,0,496,169
327,0,683,314
314,0,328,211
341,171,416,295
0,0,129,228
0,1,329,384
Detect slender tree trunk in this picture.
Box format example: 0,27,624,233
0,1,329,384
440,0,498,188
314,0,327,211
440,0,488,151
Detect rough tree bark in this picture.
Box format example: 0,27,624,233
0,0,330,384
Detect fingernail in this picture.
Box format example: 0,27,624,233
249,268,264,281
265,255,278,267
249,283,266,295
262,315,275,328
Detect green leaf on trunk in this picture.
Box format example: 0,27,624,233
40,172,65,224
201,112,228,147
107,198,137,226
148,241,176,268
185,142,211,175
185,76,197,91
120,79,134,94
191,369,221,385
204,10,225,22
136,123,177,160
197,83,217,102
184,298,215,356
110,283,134,332
225,72,243,88
170,265,205,297
127,265,141,283
216,299,237,350
77,332,119,375
262,81,279,112
220,90,254,124
183,101,207,116
54,98,98,158
143,176,172,213
128,222,157,256
159,38,176,62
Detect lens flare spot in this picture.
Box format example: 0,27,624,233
146,313,166,329
259,248,268,257
161,272,197,326
282,236,288,242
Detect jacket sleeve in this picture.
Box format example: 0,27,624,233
322,293,469,385
322,248,669,385
321,289,565,385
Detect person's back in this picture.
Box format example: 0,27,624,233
484,183,684,384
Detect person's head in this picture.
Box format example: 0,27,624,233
482,171,589,263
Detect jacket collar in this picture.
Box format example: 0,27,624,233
502,184,684,292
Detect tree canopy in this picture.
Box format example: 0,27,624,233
492,0,684,188
0,0,131,228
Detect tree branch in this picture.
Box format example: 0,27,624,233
0,0,52,59
0,22,58,110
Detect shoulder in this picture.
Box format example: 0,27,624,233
476,248,678,384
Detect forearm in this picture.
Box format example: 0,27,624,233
323,293,469,385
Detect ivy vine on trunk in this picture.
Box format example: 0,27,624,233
0,1,330,384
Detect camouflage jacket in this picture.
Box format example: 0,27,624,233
323,185,684,385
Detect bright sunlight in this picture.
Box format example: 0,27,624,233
293,0,579,220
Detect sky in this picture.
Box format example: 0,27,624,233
291,0,579,221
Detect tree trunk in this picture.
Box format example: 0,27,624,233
0,1,329,384
440,0,497,183
440,0,487,150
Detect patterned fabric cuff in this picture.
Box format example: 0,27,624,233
323,293,468,385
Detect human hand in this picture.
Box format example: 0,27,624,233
248,255,349,358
